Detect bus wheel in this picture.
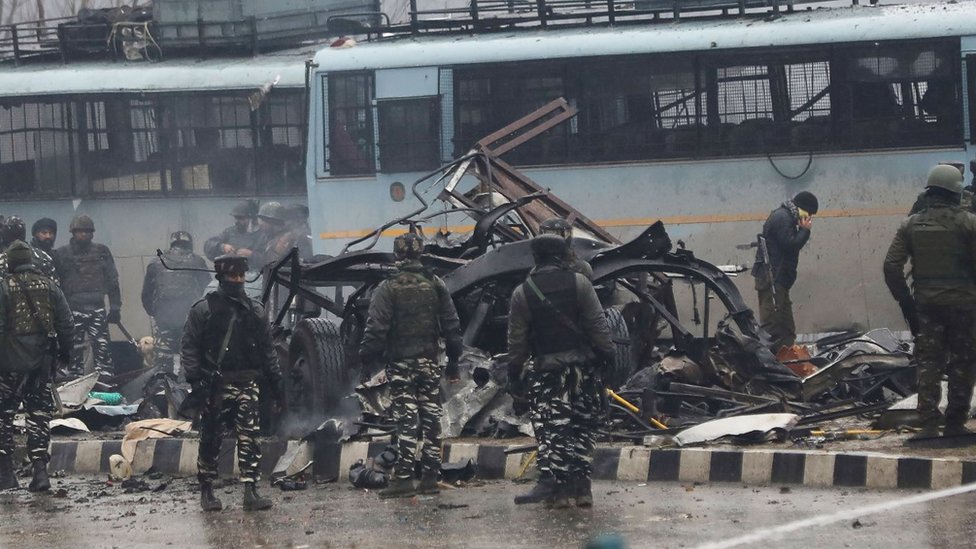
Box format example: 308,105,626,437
605,307,633,389
285,318,348,425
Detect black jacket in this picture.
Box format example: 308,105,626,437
752,204,810,290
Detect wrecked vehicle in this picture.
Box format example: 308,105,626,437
260,99,797,436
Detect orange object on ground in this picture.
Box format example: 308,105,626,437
776,344,818,377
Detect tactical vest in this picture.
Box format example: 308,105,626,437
202,292,265,375
5,272,54,336
388,269,440,359
910,208,976,289
524,269,581,355
154,252,202,308
62,244,109,296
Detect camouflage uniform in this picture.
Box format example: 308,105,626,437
508,235,614,507
359,259,462,486
203,225,259,263
0,246,73,491
884,191,976,431
141,245,211,375
0,246,59,287
181,283,282,485
53,235,121,376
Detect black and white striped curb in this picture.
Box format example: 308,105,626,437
48,440,976,490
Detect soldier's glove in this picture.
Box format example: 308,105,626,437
445,357,460,383
106,309,121,324
898,298,920,336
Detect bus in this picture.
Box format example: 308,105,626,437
305,0,976,333
0,49,311,337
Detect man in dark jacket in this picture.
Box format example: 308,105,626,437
181,254,282,512
359,232,462,499
0,241,73,492
30,218,57,254
508,234,614,509
142,231,211,375
884,165,976,438
751,191,818,353
0,216,58,285
203,200,259,262
53,215,121,377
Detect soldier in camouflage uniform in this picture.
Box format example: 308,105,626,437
909,162,975,214
141,231,211,376
53,215,121,377
508,234,614,509
359,232,463,499
0,217,59,286
884,165,976,438
0,241,73,492
203,200,259,262
514,218,596,505
181,254,282,512
248,202,294,269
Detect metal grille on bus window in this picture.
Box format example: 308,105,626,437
378,97,440,173
846,40,961,149
0,101,74,197
327,73,375,176
84,97,164,194
785,61,831,150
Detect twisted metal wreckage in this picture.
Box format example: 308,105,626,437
257,98,919,450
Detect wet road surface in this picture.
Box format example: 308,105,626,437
2,475,975,548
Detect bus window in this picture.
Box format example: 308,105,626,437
0,100,74,197
378,97,440,172
968,55,976,145
327,72,375,176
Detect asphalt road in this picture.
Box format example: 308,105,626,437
1,475,975,548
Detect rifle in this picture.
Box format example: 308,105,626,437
739,234,778,308
11,275,64,417
178,309,236,421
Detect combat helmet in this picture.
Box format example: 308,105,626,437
926,164,964,194
1,216,26,245
539,217,573,245
231,199,259,218
393,232,424,260
530,233,569,264
257,201,286,223
170,230,193,248
70,215,95,233
213,254,248,278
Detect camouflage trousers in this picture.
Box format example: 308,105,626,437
151,322,181,375
528,365,601,487
387,358,443,480
914,305,976,427
198,380,262,484
69,308,114,377
0,370,54,463
756,280,796,352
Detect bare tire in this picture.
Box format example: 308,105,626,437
605,307,633,389
286,318,348,421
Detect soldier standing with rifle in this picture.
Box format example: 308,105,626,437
180,255,282,512
0,241,73,492
507,234,614,509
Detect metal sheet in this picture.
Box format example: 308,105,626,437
675,413,799,446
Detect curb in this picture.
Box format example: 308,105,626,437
48,439,976,490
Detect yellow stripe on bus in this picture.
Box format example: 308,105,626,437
318,207,908,240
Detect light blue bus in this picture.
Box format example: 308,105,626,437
306,0,976,333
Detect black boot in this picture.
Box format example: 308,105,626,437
574,477,593,508
0,454,18,491
378,477,416,499
200,482,223,512
242,482,273,511
514,475,555,505
416,471,440,495
545,481,573,509
27,460,49,493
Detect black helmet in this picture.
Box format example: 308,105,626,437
6,240,32,271
1,216,26,245
539,217,573,245
70,214,95,232
791,191,819,215
530,233,569,264
31,217,57,237
170,230,193,248
231,199,259,218
393,233,424,260
213,254,248,277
